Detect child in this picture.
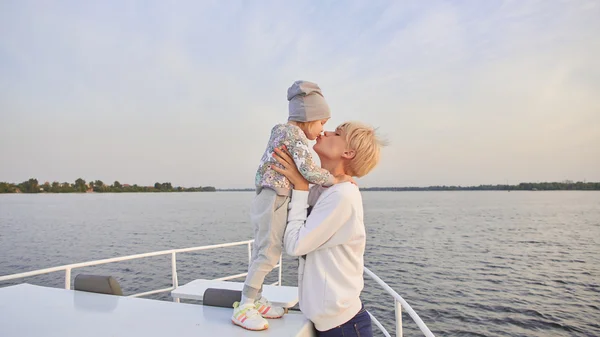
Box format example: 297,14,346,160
232,80,352,331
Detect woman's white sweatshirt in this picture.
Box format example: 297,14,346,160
284,183,366,331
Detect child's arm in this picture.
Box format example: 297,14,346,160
285,129,335,186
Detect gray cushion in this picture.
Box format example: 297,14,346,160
203,288,241,308
73,274,123,296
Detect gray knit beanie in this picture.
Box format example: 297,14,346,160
287,80,331,122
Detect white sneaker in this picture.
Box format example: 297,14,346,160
232,302,269,331
255,296,286,319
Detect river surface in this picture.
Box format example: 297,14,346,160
1,191,599,336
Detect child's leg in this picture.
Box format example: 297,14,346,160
242,188,290,304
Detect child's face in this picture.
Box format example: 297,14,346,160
304,118,329,140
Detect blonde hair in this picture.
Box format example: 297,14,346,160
338,121,387,177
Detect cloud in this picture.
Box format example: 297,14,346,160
1,0,599,187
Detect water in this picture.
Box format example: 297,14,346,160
0,191,599,336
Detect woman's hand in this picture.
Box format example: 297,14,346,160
271,146,310,191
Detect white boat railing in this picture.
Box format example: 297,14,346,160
364,267,435,337
0,240,434,337
0,240,283,298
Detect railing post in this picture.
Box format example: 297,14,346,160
278,254,283,286
247,242,252,266
64,268,71,290
171,252,179,303
395,300,403,337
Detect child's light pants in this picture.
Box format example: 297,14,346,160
242,187,290,300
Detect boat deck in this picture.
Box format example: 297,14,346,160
171,279,299,308
0,284,314,337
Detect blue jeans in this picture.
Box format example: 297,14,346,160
316,305,373,337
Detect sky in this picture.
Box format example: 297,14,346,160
1,0,599,188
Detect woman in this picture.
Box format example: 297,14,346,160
271,121,385,337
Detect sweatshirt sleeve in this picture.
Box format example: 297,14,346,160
283,189,351,256
286,128,335,186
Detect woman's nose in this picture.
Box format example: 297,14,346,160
324,131,333,136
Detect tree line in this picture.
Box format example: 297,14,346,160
360,181,600,191
217,181,600,192
2,179,598,194
0,178,216,194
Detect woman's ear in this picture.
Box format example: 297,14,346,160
343,149,356,159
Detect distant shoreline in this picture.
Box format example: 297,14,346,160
1,179,598,194
0,179,215,194
218,181,600,192
217,189,600,192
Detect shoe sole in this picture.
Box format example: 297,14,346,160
231,319,269,331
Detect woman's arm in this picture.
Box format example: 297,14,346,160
283,189,352,256
271,146,352,256
271,146,355,190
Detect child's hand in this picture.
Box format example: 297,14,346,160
334,175,357,186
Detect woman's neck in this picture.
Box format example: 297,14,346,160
321,159,346,178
